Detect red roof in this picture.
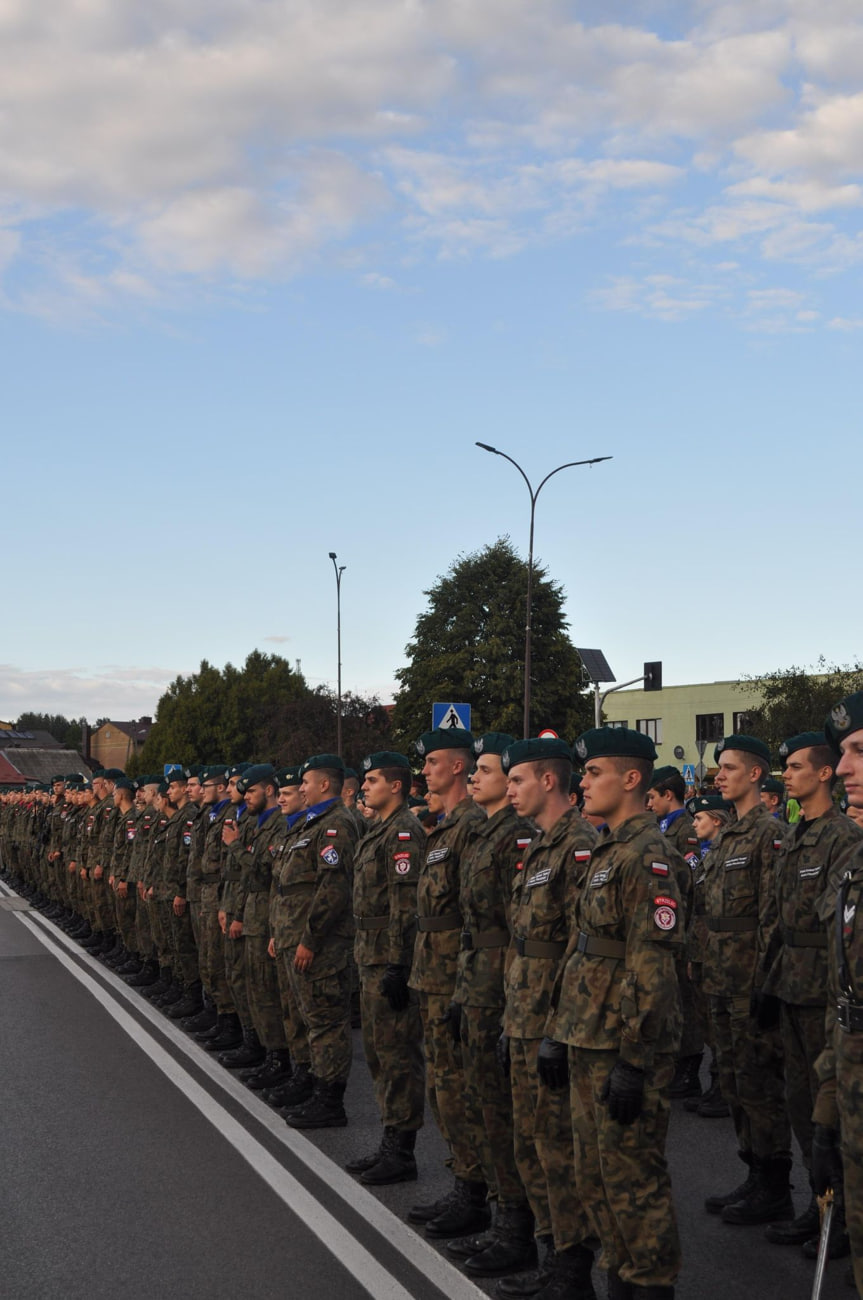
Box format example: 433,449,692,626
0,753,26,785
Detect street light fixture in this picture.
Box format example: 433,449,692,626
329,551,346,757
476,443,612,739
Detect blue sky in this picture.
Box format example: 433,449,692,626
2,0,862,725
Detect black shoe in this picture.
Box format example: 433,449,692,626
81,931,105,950
196,1012,234,1042
117,957,143,976
669,1054,703,1100
267,1064,314,1109
166,983,204,1020
464,1204,537,1277
218,1028,266,1069
408,1183,459,1226
285,1079,348,1129
721,1156,793,1225
360,1129,418,1185
696,1080,731,1118
765,1192,820,1245
154,980,184,1008
606,1275,633,1300
202,1015,244,1052
346,1136,385,1175
532,1244,595,1299
705,1152,756,1214
446,1227,498,1260
141,966,174,999
182,1006,217,1034
425,1180,490,1239
496,1237,555,1298
126,960,161,988
246,1050,293,1091
802,1201,850,1260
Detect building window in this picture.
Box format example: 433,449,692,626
105,729,111,738
695,713,724,744
733,711,755,733
637,718,662,744
606,720,628,730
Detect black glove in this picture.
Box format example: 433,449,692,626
537,1037,569,1090
380,964,410,1012
811,1124,843,1197
601,1060,645,1125
750,990,781,1030
496,1032,511,1077
443,1000,463,1044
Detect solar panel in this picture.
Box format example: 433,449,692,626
576,647,615,684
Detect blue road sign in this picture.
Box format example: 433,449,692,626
682,763,696,784
432,702,471,731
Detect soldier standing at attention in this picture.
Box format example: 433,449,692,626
217,764,264,1066
760,731,862,1257
407,728,487,1240
345,751,425,1184
547,726,684,1300
703,735,792,1225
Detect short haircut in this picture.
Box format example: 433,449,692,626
533,757,572,795
806,744,838,776
741,752,770,785
650,771,686,802
342,776,359,795
318,767,344,795
610,755,654,796
379,767,410,800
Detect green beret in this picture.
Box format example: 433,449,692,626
142,774,162,786
101,767,126,780
416,729,475,757
51,773,65,783
201,765,228,784
114,777,136,793
779,732,829,764
686,794,733,816
157,780,169,796
81,780,93,791
186,764,205,778
501,737,572,773
276,766,302,788
301,753,346,775
164,765,189,783
362,751,411,773
762,777,785,796
825,693,863,754
343,767,358,780
407,794,426,808
64,772,85,783
713,734,771,766
226,763,251,780
574,727,657,763
473,732,515,758
648,765,681,788
241,763,277,789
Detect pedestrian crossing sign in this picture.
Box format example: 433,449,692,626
432,702,471,731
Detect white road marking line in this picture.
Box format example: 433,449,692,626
6,896,485,1300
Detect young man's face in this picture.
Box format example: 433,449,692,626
471,754,507,809
187,776,203,804
837,731,863,807
783,749,829,802
422,749,465,796
715,751,758,803
244,781,269,815
301,770,328,807
581,757,629,820
362,769,402,812
506,762,551,820
647,788,674,818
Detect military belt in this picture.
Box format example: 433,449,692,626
245,882,270,894
222,870,242,882
416,913,461,933
516,936,566,959
461,927,509,950
355,915,388,930
200,871,221,884
706,916,758,933
837,998,863,1033
575,931,626,959
781,926,827,949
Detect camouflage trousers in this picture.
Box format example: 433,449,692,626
709,993,791,1160
570,1048,680,1288
91,875,114,933
510,1036,592,1248
147,895,170,964
161,900,199,986
780,1001,826,1168
198,884,231,1011
287,960,352,1085
186,886,202,948
135,887,154,957
677,955,706,1058
112,886,138,951
462,1005,525,1205
838,1033,863,1298
359,963,424,1131
275,949,310,1065
419,992,484,1184
245,934,288,1051
224,929,251,1025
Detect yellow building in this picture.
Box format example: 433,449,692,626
601,680,763,781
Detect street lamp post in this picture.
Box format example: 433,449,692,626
328,551,346,757
476,443,612,739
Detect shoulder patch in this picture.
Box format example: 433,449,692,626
398,832,412,841
574,849,592,863
651,862,669,876
394,852,412,874
321,846,340,865
653,903,677,930
326,828,339,837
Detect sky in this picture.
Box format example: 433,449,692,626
2,0,863,725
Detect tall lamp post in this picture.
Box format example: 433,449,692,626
476,443,612,739
329,551,346,757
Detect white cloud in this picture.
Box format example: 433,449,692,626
0,662,178,720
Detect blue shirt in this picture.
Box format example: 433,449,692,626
658,807,685,835
209,797,231,822
304,796,340,822
257,805,280,830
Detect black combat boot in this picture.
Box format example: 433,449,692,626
669,1054,703,1100
117,954,143,976
246,1050,293,1091
267,1063,314,1108
182,1001,217,1034
141,965,174,999
361,1128,418,1185
765,1182,820,1245
68,920,91,938
166,981,204,1019
346,1131,386,1175
533,1243,596,1299
425,1179,490,1239
408,1180,460,1225
285,1078,348,1129
81,929,105,950
154,978,184,1008
721,1155,794,1225
464,1203,537,1277
218,1027,266,1068
127,958,160,988
802,1195,850,1260
447,1222,498,1260
705,1150,757,1214
201,1013,244,1051
496,1235,555,1298
99,935,125,964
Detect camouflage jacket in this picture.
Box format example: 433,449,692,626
502,807,596,1040
81,798,107,872
763,807,863,1006
548,812,684,1069
153,801,200,901
814,842,863,1127
455,803,537,1009
660,808,697,925
185,801,209,903
687,842,712,964
271,798,358,973
237,807,285,938
95,795,120,876
111,805,139,882
352,803,424,967
702,803,787,997
199,798,232,892
220,805,254,920
270,815,311,947
410,796,486,996
127,806,158,884
140,810,170,889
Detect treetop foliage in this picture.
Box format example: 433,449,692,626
737,657,863,759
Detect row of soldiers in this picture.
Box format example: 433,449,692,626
2,702,863,1299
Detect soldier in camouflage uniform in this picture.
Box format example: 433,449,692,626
217,763,264,1065
124,777,163,987
151,769,202,1015
548,726,685,1300
345,751,425,1183
760,731,862,1255
813,692,863,1298
406,728,488,1239
647,767,702,1101
497,736,597,1300
703,734,792,1225
106,778,140,970
189,765,241,1045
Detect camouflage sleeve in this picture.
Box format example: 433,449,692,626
112,818,129,880
755,831,780,992
812,1006,839,1127
618,849,686,1072
386,824,421,966
222,836,247,915
301,823,354,952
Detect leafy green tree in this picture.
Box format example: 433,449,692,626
15,712,84,751
391,537,592,744
736,657,863,758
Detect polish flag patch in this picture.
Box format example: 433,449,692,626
398,832,411,841
574,850,591,863
651,862,670,876
326,829,338,837
517,838,532,848
773,839,784,851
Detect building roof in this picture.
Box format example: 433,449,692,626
0,753,26,785
0,749,93,783
96,718,153,744
0,729,63,749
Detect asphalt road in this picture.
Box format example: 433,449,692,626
0,885,852,1300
